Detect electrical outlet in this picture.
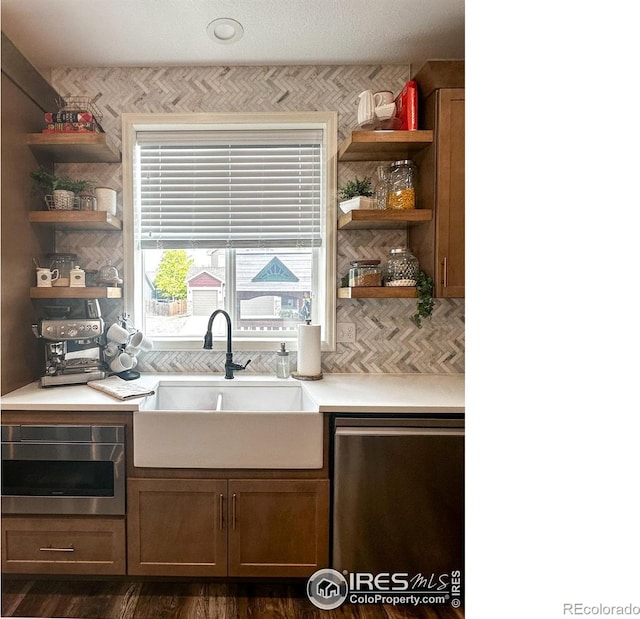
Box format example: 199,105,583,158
337,322,356,343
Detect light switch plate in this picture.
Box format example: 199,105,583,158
336,322,356,343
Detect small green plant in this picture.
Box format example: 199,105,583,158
66,178,94,194
30,165,93,194
411,270,435,327
338,176,373,200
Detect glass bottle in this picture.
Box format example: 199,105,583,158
384,247,420,286
276,342,291,378
374,164,390,210
386,160,416,209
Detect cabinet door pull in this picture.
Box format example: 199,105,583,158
219,493,224,530
443,256,448,288
232,493,237,529
39,545,74,553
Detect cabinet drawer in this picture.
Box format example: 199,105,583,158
1,516,126,575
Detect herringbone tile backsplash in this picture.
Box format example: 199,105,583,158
51,64,464,375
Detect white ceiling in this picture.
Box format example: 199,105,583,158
1,0,464,73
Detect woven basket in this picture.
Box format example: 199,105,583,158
45,191,79,210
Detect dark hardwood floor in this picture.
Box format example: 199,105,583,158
1,579,464,619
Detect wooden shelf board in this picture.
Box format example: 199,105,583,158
338,130,433,162
30,287,122,299
27,133,121,163
338,209,432,230
338,287,417,299
29,211,122,231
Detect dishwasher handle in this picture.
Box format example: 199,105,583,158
335,427,464,437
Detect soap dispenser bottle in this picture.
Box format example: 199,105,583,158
276,342,290,379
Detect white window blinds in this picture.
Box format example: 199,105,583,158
136,129,323,249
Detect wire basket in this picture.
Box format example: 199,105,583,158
55,96,104,123
45,194,80,211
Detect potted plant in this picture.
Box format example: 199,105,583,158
338,176,375,213
31,166,94,210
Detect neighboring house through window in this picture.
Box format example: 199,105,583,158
122,112,337,351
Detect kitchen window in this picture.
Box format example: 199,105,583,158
122,112,337,351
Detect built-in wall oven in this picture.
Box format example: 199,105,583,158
1,424,125,516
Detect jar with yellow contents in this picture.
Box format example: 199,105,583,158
386,160,416,210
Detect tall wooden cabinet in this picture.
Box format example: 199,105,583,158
410,87,465,298
1,37,123,393
336,82,464,299
1,38,58,394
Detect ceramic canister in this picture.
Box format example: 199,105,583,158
94,187,117,215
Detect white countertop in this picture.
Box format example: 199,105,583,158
0,372,464,414
300,373,464,413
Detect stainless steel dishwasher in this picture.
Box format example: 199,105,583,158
332,415,464,577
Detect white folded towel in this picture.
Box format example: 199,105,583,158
88,376,155,400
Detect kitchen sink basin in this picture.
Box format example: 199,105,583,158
134,379,323,469
141,381,317,412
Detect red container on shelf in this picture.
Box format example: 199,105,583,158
394,80,418,130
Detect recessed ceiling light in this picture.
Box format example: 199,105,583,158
207,18,244,45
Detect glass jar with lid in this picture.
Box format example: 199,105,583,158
349,260,382,287
47,253,77,287
97,259,122,286
386,159,416,210
384,247,419,286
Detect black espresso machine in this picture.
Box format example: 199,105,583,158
32,299,107,387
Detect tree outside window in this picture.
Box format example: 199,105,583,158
153,250,194,300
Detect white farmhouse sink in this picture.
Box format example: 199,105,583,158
143,382,317,412
134,379,323,469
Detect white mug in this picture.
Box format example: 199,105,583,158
375,102,397,121
374,91,394,106
106,323,130,345
110,352,133,373
36,268,59,287
128,331,153,353
103,342,120,358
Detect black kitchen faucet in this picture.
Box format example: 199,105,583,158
203,309,251,379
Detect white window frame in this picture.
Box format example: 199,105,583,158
122,112,337,352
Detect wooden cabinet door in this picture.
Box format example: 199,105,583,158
435,88,465,297
1,516,125,575
127,478,227,576
228,479,329,577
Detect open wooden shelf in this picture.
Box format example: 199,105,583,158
338,287,417,299
338,130,433,162
30,287,122,299
29,210,122,231
27,133,121,163
338,208,432,230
